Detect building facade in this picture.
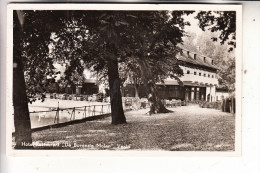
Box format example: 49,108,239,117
122,49,219,102
215,88,229,101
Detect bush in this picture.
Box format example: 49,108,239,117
200,97,235,113
199,101,222,110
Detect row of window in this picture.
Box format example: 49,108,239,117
187,70,215,78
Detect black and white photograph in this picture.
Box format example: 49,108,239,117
7,4,242,155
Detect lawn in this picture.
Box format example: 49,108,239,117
30,105,235,151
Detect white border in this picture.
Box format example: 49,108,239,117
6,3,242,157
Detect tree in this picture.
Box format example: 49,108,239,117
12,10,194,148
194,11,236,91
49,11,130,124
51,11,192,116
217,57,235,92
119,60,143,98
13,11,33,148
13,10,66,148
80,11,192,115
195,11,236,52
117,11,191,114
181,31,198,53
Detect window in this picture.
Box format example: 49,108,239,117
208,74,210,78
187,70,190,74
212,75,214,78
204,73,206,77
194,72,197,75
199,73,201,76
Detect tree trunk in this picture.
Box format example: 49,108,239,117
138,59,171,115
107,59,127,125
146,80,171,115
134,82,139,98
13,11,33,149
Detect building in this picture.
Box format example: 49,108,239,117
47,68,100,96
122,49,219,102
64,78,99,95
215,88,229,101
49,49,229,102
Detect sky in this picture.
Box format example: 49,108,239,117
183,11,203,35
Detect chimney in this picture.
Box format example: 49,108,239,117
204,57,206,63
211,60,214,65
194,54,197,60
187,51,189,56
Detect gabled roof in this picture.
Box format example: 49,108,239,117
176,49,218,71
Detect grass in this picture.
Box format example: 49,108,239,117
29,105,235,151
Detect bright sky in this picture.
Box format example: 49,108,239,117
183,11,203,35
53,63,94,81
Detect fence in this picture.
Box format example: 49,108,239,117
222,97,236,114
199,97,236,114
199,101,222,110
163,99,185,107
28,103,111,129
15,97,184,132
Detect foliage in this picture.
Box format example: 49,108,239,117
49,11,192,114
217,58,235,92
16,11,67,103
191,10,237,93
118,11,193,98
195,11,236,52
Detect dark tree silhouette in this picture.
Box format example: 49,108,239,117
51,11,191,116
117,11,191,114
194,11,236,91
13,11,32,148
13,10,65,148
12,10,201,147
195,11,236,52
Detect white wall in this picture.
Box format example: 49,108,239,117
205,85,216,102
216,91,229,101
179,66,218,86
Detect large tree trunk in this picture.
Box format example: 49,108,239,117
13,11,33,149
146,80,171,115
107,59,127,125
138,59,170,115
